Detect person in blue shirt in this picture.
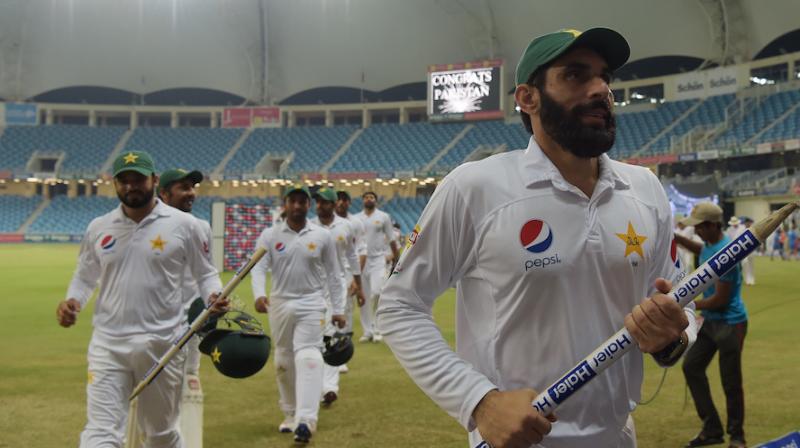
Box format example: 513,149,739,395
675,202,748,448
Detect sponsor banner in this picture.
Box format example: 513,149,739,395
718,149,734,158
394,170,415,178
678,153,697,161
222,107,281,128
784,139,800,150
756,143,773,154
328,171,377,180
697,149,719,160
735,190,756,197
428,59,503,122
755,431,800,448
670,66,740,101
377,172,394,180
24,233,82,243
0,233,24,243
0,170,12,180
4,102,38,125
739,146,757,155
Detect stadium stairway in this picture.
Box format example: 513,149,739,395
422,124,475,172
212,128,254,177
320,128,366,173
631,99,704,157
746,97,800,145
16,198,50,233
99,129,135,175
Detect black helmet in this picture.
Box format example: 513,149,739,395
187,297,219,337
198,309,271,379
322,332,354,367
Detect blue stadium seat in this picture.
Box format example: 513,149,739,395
226,126,358,176
0,125,126,176
714,90,800,146
435,120,528,171
609,100,695,158
124,127,243,174
0,195,42,232
28,196,118,235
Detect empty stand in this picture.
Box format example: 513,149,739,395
123,127,243,174
0,195,42,232
28,196,117,235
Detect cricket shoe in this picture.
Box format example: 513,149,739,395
338,364,349,374
322,391,338,406
358,334,373,343
278,416,296,433
294,421,316,443
373,333,383,343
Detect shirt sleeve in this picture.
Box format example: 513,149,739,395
382,213,395,248
343,222,360,277
647,176,699,364
66,219,102,307
321,230,345,314
354,219,367,257
376,176,497,431
251,228,272,300
186,218,223,303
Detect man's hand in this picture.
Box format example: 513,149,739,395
56,298,81,328
254,296,270,314
473,389,555,448
354,287,366,307
207,293,230,315
624,278,689,353
331,314,346,329
348,281,358,297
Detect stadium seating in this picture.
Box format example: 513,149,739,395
609,100,695,158
123,127,243,174
0,125,126,176
714,90,800,147
330,122,465,173
382,196,429,234
647,94,736,153
226,126,358,175
435,120,529,171
28,196,117,235
0,195,41,232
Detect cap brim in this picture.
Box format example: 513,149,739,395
114,166,154,177
680,216,704,226
184,170,203,185
336,191,351,200
570,28,630,71
284,188,310,199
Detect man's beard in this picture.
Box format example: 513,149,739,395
539,89,616,158
118,188,154,208
364,202,375,210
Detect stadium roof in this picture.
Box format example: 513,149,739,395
0,0,798,105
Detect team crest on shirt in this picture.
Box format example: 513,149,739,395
100,234,116,251
615,221,647,267
520,219,561,271
275,242,286,253
670,238,680,269
406,225,420,250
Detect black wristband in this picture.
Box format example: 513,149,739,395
653,335,686,364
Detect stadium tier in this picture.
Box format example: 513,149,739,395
714,89,800,147
123,127,244,174
435,120,529,171
0,125,126,176
647,94,736,153
330,122,466,172
226,125,358,175
28,196,118,235
0,195,42,232
609,99,695,158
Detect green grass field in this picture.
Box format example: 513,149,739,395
0,243,798,447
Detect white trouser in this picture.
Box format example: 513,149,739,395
323,277,348,395
741,255,755,285
268,297,325,425
80,331,185,448
184,335,201,376
360,256,387,337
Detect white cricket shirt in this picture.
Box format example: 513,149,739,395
180,217,213,311
355,208,394,259
377,137,697,448
342,212,368,259
66,200,222,338
311,215,360,278
250,220,345,314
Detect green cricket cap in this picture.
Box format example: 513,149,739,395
336,190,351,200
283,184,311,199
314,187,337,202
158,168,203,191
515,28,630,86
112,151,156,177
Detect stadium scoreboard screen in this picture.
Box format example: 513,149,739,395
428,59,504,121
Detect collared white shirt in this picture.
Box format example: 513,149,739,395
341,212,368,258
66,200,222,338
250,220,345,314
311,214,360,278
355,208,394,259
181,217,214,311
377,137,697,448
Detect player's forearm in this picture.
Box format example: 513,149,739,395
674,233,702,255
359,255,366,272
66,275,96,308
197,273,223,302
377,300,497,431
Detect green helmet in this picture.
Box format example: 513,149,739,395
198,309,271,379
187,297,219,337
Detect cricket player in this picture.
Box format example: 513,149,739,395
335,190,367,373
56,151,225,448
310,187,364,405
251,185,346,443
355,191,399,342
377,28,698,448
157,168,208,448
676,203,748,448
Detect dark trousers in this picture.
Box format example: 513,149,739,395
682,319,748,440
